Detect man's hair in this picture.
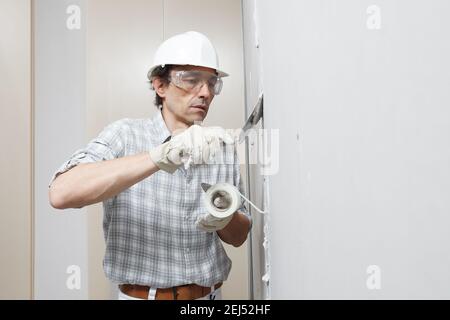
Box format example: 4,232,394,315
148,65,174,109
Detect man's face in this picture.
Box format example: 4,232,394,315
158,65,219,125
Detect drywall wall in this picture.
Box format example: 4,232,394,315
244,0,450,299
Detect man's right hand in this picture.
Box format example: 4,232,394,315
149,124,235,174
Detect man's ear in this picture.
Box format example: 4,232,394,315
153,77,167,98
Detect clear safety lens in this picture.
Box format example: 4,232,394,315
170,70,223,95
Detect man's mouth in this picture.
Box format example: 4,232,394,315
191,105,207,112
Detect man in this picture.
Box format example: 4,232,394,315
48,31,251,300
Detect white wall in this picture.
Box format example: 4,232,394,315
244,0,450,299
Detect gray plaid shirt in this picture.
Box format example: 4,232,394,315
49,110,251,288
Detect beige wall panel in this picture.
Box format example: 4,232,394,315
0,0,32,299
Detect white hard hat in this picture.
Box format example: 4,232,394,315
147,31,229,79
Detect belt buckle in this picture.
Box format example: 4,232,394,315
161,284,190,300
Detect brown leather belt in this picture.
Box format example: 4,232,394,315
119,282,223,300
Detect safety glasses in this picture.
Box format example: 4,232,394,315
169,70,223,95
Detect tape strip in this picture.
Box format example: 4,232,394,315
204,182,267,216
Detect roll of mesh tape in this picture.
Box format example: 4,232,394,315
204,183,242,219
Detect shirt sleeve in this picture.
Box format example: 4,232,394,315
233,146,253,230
48,119,127,188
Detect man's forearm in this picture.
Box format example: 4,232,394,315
49,152,160,209
217,211,251,247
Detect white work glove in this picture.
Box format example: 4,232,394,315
196,192,236,232
149,125,235,174
196,213,234,232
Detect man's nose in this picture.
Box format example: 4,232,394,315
197,82,212,98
